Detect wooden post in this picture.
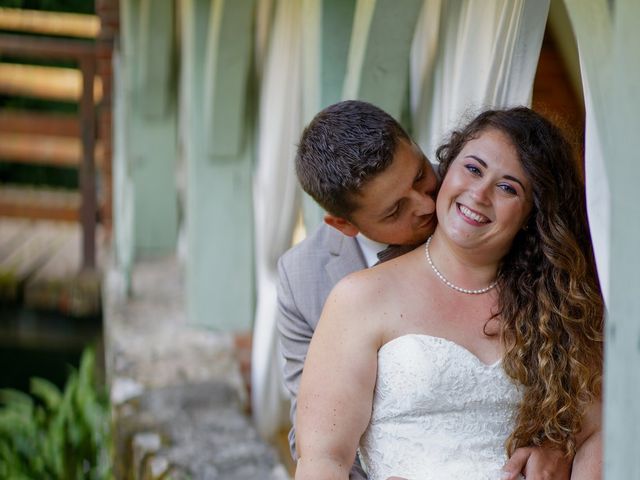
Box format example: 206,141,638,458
342,0,423,119
181,0,256,331
96,0,119,238
565,1,640,476
300,0,357,230
203,0,256,158
79,56,97,270
117,0,179,258
602,0,640,477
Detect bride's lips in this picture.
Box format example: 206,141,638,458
456,203,491,226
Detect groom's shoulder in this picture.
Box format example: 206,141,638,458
279,223,336,269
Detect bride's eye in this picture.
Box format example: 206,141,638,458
498,183,517,195
465,164,481,176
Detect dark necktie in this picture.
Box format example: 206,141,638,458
375,243,421,264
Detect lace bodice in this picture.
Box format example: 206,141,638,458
358,334,522,480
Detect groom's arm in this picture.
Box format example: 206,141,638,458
277,256,368,480
276,255,313,457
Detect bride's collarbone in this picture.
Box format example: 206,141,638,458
388,304,501,354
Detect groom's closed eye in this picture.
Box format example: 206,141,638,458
383,201,406,220
383,208,400,220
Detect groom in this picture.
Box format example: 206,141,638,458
277,100,571,480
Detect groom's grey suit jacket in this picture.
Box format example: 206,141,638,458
277,222,367,474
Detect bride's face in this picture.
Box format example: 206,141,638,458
435,128,533,259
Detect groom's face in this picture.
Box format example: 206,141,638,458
340,140,438,246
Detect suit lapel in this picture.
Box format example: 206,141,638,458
325,227,367,286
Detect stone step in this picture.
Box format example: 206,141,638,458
117,382,289,480
104,256,291,479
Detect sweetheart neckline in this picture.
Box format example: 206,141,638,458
379,333,502,368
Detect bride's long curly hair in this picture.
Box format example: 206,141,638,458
436,107,604,456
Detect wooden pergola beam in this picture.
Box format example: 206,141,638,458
0,63,103,102
342,0,423,119
0,133,104,168
0,187,81,222
0,8,99,39
0,112,80,137
203,0,256,157
0,33,95,59
137,0,174,117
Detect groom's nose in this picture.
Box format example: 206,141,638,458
411,188,436,216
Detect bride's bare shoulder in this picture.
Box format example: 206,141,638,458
317,270,392,347
323,268,395,321
339,266,392,295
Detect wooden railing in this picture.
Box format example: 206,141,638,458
0,32,100,269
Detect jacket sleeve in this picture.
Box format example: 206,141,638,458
276,254,314,459
276,255,370,480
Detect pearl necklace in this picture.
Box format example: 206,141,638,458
424,236,497,295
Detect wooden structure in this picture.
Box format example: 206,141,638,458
0,32,99,268
0,4,117,315
0,218,103,317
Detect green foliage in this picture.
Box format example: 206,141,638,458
0,348,113,479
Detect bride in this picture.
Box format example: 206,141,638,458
294,108,604,480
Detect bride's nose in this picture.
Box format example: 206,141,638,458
469,181,491,205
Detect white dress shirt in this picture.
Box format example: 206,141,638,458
355,233,388,268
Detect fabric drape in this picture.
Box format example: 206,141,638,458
251,0,304,439
563,0,612,304
581,74,610,303
410,0,550,160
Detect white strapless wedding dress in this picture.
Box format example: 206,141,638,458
358,334,522,480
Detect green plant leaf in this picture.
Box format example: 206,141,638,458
0,389,33,412
0,346,112,479
30,378,62,411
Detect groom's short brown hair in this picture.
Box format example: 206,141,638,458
295,100,410,219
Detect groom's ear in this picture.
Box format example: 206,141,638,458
324,214,360,237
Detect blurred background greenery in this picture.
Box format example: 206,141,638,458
0,348,112,479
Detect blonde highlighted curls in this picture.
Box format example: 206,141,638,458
437,107,604,457
499,216,603,456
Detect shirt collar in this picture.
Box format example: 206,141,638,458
355,233,388,268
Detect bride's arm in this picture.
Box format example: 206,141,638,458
571,401,602,479
295,275,382,480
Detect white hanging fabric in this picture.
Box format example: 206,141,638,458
577,52,611,305
561,0,613,305
410,0,550,160
251,0,304,440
